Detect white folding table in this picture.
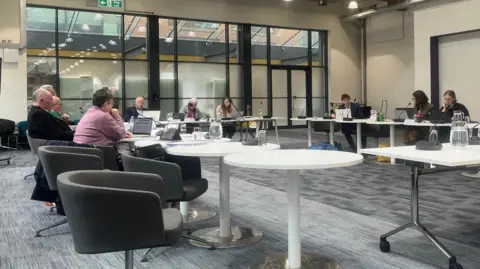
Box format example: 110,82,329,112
224,150,363,269
361,144,480,269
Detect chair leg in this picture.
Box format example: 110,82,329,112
24,173,34,180
49,206,56,213
140,248,153,262
125,250,134,269
35,218,68,237
181,234,216,250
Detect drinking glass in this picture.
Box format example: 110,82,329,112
193,127,202,140
209,120,223,140
258,130,267,146
450,111,468,148
166,112,173,121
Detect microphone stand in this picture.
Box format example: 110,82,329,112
415,106,452,151
343,104,353,122
298,105,307,119
394,103,411,122
260,102,271,119
469,123,480,145
230,102,249,141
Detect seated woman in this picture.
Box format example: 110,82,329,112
403,90,434,145
333,94,367,153
438,90,470,142
216,97,236,139
74,88,132,168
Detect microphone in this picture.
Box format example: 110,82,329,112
298,105,307,119
260,101,271,119
230,101,247,122
393,103,411,122
415,105,452,151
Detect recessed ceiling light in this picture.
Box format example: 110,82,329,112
348,0,358,9
70,65,75,68
82,24,90,31
108,40,117,45
59,43,67,48
79,60,84,63
75,62,79,66
65,37,74,43
66,68,70,71
94,14,103,21
188,31,196,37
165,37,173,43
112,61,118,64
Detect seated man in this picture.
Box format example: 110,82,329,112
40,85,70,120
50,96,73,125
74,88,132,147
27,88,74,141
334,94,367,152
123,96,146,122
179,97,202,119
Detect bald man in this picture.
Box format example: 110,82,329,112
123,96,147,122
179,97,202,119
50,96,71,122
27,88,74,141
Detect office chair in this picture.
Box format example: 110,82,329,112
24,130,49,180
57,170,182,269
34,146,104,237
0,119,16,164
122,151,215,262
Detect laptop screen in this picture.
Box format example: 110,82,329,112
133,118,153,134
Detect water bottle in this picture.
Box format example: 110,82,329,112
209,118,223,140
129,116,134,132
450,110,468,148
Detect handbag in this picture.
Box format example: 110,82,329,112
132,144,166,160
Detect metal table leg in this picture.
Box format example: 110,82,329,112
379,166,464,269
307,121,312,147
273,120,280,145
329,121,335,146
389,125,396,164
356,123,362,155
188,157,262,248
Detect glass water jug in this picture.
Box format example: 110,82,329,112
450,110,468,147
209,119,223,140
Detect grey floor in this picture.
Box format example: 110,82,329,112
1,129,480,269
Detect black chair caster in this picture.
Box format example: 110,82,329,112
379,238,390,253
449,258,464,269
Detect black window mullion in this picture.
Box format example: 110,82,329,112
147,16,160,110
225,23,230,97
323,31,329,113
267,26,272,117
307,31,313,118
121,14,126,112
55,8,60,97
239,24,252,115
174,19,179,111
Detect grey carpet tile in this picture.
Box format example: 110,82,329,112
1,128,480,269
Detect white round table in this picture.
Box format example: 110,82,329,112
167,142,280,248
224,150,363,269
135,137,230,148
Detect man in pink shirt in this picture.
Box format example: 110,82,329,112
74,88,132,146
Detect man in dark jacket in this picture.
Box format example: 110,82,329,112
123,96,146,122
335,94,367,153
27,88,74,141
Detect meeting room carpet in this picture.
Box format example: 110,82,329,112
0,129,479,269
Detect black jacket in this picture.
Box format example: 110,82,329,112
444,102,469,119
27,106,74,141
123,107,147,122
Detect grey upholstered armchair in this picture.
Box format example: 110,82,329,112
35,146,104,237
56,170,182,269
121,151,215,262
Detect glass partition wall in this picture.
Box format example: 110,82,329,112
26,6,327,125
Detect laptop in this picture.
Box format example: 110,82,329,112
172,113,185,121
142,110,161,122
132,118,153,135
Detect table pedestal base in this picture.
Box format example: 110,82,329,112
188,226,262,249
250,253,341,269
181,208,217,223
462,171,480,178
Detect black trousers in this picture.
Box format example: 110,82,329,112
222,125,236,139
343,132,367,153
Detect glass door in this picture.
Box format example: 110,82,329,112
271,66,310,127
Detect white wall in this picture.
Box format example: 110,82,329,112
414,0,480,99
439,31,480,120
366,11,414,117
0,0,27,123
27,0,362,105
365,0,462,116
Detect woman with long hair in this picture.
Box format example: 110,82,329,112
403,90,434,145
216,97,236,138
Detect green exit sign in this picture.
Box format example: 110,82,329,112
99,0,123,8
